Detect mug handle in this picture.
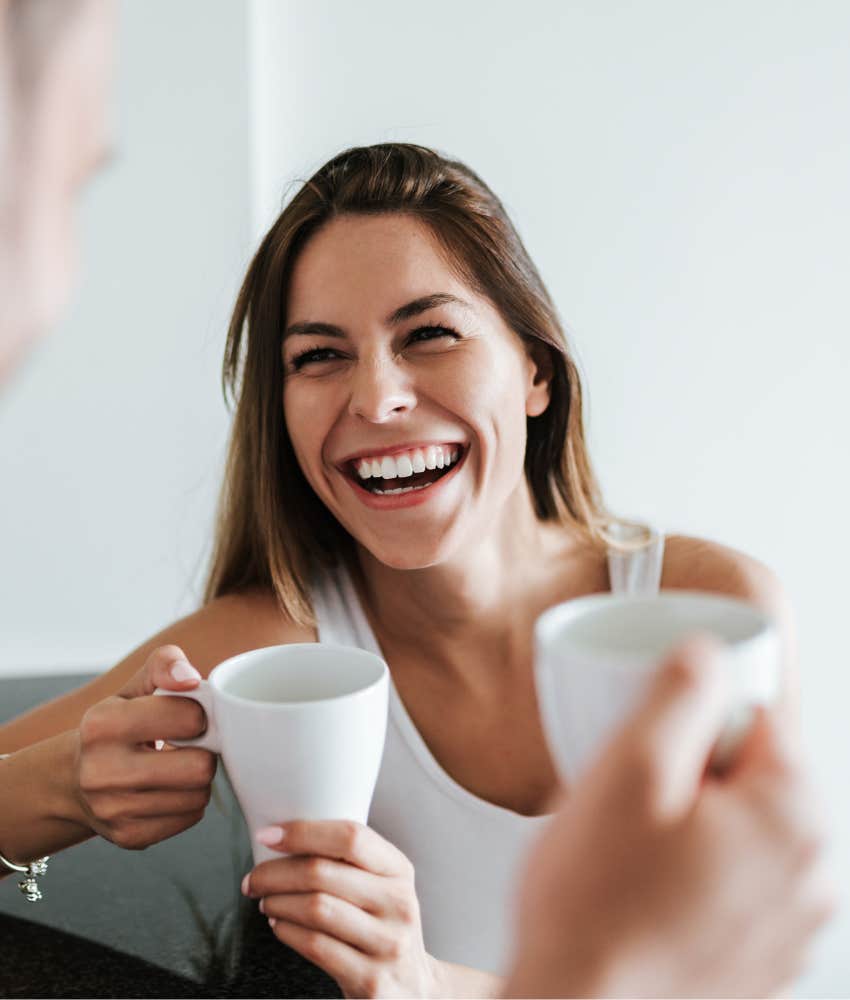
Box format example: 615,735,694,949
153,681,221,752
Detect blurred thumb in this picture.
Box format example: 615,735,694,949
605,633,729,818
118,644,201,700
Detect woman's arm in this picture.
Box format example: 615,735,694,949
0,589,301,753
0,590,308,873
0,732,91,877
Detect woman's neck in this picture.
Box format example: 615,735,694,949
353,484,599,686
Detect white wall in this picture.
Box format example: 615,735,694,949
1,0,847,992
250,2,850,994
0,0,253,671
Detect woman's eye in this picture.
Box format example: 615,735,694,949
290,347,341,370
407,324,460,345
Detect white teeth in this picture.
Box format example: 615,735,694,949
354,445,463,483
371,483,430,495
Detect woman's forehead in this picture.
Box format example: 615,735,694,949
286,214,479,325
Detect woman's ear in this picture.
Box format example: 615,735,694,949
524,339,554,418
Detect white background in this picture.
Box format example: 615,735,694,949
1,2,848,993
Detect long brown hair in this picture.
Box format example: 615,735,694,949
205,143,623,624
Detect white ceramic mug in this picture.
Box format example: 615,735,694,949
156,643,389,864
534,591,781,784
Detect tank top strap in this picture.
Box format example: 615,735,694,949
311,564,383,654
605,522,665,596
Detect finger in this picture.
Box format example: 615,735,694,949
268,917,374,994
255,820,410,877
602,633,728,818
262,892,398,958
92,786,213,821
108,811,207,851
98,694,207,745
118,645,201,700
246,855,384,914
85,745,216,791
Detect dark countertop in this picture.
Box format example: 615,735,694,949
0,674,341,999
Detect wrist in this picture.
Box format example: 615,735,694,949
0,732,93,864
15,730,93,835
427,953,448,997
47,729,92,829
505,939,617,999
429,954,504,998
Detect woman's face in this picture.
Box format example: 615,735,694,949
282,213,550,569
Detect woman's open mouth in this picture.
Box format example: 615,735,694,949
341,443,467,502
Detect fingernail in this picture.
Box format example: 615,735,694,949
268,917,277,928
258,898,265,914
256,825,284,847
171,660,201,683
241,873,251,896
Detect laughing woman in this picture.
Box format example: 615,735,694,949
0,144,797,995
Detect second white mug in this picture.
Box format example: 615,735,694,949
534,590,781,784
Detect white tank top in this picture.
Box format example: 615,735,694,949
311,525,665,974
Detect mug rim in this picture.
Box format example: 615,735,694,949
206,642,389,708
535,589,774,664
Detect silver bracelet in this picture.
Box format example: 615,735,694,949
0,852,49,901
0,753,50,901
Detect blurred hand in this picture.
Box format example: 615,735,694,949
506,635,835,998
73,645,217,849
244,820,441,998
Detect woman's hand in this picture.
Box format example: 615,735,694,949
73,645,217,849
244,820,444,999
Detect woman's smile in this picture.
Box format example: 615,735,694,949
337,442,469,510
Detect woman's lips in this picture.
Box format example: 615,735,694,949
342,446,468,510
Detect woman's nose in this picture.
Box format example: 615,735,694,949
348,357,417,423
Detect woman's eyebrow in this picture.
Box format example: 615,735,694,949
283,320,345,341
386,293,473,325
283,293,472,342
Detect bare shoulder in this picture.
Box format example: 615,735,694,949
661,534,791,620
151,589,317,677
661,534,799,712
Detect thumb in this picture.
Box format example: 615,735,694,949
603,633,729,818
118,644,201,700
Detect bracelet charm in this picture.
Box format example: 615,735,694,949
1,854,50,902
20,857,49,901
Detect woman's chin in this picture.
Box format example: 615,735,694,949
359,534,460,572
